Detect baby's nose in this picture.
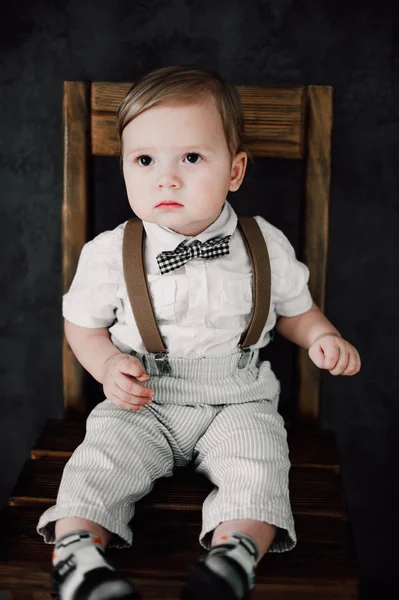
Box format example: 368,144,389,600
157,172,182,188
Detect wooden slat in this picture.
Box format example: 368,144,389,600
297,85,333,423
30,419,341,469
0,506,357,599
62,81,90,416
91,82,132,111
238,86,305,158
4,575,358,600
30,418,85,457
11,594,53,600
90,83,305,159
9,458,346,518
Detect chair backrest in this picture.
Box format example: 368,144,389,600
62,81,333,424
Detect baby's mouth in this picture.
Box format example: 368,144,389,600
155,201,184,208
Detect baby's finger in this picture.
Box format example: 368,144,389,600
329,349,350,376
110,396,146,411
308,344,327,369
320,344,340,371
114,381,153,406
342,349,361,376
135,373,151,382
112,386,150,409
116,373,154,399
118,355,149,380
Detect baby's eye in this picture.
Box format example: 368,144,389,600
136,155,153,167
184,153,202,164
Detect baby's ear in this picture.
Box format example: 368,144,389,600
229,152,247,191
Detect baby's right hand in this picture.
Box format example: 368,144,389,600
102,354,154,411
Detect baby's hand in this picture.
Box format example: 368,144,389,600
308,333,361,376
102,354,154,410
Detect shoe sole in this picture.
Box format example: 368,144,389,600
181,561,250,600
67,568,141,600
86,579,141,600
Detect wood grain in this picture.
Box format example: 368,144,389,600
91,83,305,158
9,458,346,518
297,86,333,423
62,81,90,415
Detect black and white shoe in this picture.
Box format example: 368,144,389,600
180,554,252,600
51,551,140,600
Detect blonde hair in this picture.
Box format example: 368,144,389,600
116,65,250,162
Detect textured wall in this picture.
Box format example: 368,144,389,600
1,0,398,596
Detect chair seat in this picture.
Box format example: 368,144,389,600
0,417,358,598
9,455,347,517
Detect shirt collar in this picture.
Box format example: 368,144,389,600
142,200,238,256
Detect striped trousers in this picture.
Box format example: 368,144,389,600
37,348,296,553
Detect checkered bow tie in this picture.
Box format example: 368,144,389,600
156,235,231,274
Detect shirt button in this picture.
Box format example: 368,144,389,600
244,292,251,301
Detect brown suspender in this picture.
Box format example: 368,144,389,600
122,216,271,354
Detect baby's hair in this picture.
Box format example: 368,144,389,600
116,65,251,164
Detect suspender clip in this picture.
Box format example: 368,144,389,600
238,346,252,368
153,352,170,375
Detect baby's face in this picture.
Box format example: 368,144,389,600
121,97,247,236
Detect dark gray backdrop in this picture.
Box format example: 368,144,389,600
1,1,398,598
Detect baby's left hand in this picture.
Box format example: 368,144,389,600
308,333,361,376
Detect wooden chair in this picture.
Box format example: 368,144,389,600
0,82,359,599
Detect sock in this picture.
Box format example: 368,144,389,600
203,532,260,596
52,529,133,600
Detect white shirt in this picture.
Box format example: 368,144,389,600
63,200,313,358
